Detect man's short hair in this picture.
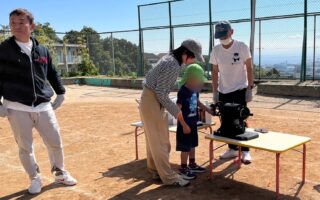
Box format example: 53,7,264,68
9,8,34,24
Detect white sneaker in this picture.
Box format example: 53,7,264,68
28,176,42,194
220,149,238,159
242,151,252,164
172,177,190,187
55,171,77,186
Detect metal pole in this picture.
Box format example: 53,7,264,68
63,41,68,73
138,5,144,76
111,33,115,75
301,0,307,81
169,1,174,51
208,0,213,77
313,15,316,81
259,19,261,80
209,0,213,50
250,0,256,59
212,24,215,47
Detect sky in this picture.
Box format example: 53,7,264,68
0,0,319,66
0,0,161,32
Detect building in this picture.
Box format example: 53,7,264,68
54,43,84,74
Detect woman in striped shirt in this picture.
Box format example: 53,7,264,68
140,39,204,187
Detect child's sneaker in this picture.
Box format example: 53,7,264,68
178,168,197,180
189,163,206,173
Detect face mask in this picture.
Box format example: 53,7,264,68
220,37,233,46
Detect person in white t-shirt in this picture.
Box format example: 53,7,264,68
209,21,254,164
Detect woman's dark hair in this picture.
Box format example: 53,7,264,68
170,46,195,65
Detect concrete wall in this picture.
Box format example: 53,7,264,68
257,82,320,98
62,77,320,98
62,78,80,85
62,77,213,91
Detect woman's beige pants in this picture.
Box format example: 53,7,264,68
139,87,180,185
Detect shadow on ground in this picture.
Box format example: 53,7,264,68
0,183,68,200
98,159,300,200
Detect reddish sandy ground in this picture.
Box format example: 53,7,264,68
0,85,319,200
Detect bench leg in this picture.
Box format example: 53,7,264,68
135,127,139,160
302,144,306,183
276,153,280,199
209,126,213,134
209,140,214,179
238,146,242,168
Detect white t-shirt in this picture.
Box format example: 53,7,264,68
3,40,52,113
209,40,251,94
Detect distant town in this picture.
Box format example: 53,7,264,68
144,52,320,79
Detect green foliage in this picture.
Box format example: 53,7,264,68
266,68,280,78
63,30,82,44
78,48,99,76
64,28,100,76
33,23,59,67
34,23,61,43
0,25,10,43
254,64,281,79
61,70,81,77
129,72,137,79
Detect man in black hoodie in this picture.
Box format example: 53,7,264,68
0,8,77,194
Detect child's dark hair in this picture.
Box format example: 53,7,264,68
171,46,195,65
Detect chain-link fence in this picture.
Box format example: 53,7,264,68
1,0,319,80
135,0,320,80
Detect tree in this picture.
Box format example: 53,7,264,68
266,68,281,79
33,23,59,67
64,30,82,44
78,49,99,76
34,22,61,43
71,30,99,76
0,25,11,43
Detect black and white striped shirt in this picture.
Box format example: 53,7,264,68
144,54,183,117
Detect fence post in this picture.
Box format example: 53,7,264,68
63,41,68,73
111,32,115,75
300,0,307,82
259,19,261,80
313,15,316,81
169,1,174,51
138,5,144,76
208,0,213,78
250,0,256,60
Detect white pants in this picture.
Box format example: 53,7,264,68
7,109,65,180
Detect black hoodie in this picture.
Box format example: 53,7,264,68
0,36,65,106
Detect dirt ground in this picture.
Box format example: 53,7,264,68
0,85,319,200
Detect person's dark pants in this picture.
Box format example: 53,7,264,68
219,88,249,152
